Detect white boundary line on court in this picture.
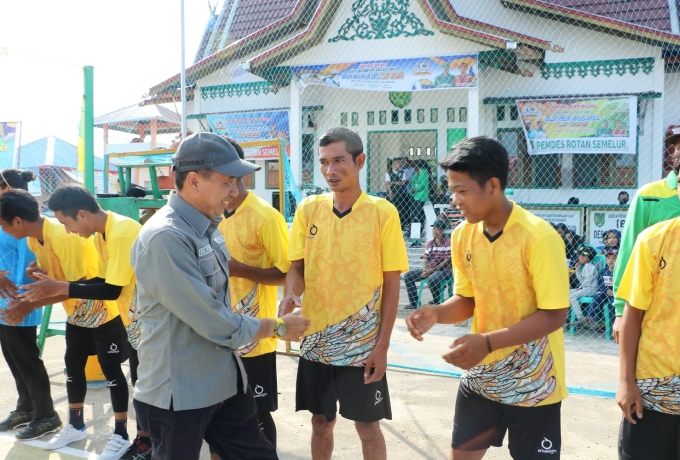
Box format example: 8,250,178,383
0,432,98,459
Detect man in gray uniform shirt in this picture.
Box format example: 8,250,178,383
131,132,309,459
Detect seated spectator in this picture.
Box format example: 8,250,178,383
569,245,599,323
583,247,617,333
564,229,584,265
600,229,620,253
403,220,451,309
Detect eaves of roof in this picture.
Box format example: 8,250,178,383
501,0,680,47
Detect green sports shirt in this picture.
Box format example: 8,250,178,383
613,171,680,316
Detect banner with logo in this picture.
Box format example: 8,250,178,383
207,110,290,158
586,207,628,245
291,54,478,92
524,206,584,235
517,97,637,155
0,122,20,169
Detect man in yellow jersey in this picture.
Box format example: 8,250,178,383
407,136,570,460
17,184,142,459
0,189,134,459
616,214,680,459
210,138,289,454
279,127,408,460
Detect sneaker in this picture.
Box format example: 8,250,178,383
403,304,418,310
0,411,33,431
15,413,62,440
44,423,88,450
120,436,152,460
99,434,131,460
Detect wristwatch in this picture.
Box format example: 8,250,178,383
274,318,287,338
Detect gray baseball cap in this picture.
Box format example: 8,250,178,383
172,132,260,177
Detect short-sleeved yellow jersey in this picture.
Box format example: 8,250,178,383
94,212,141,329
453,203,570,407
617,217,680,415
28,218,117,327
218,192,290,358
289,192,408,367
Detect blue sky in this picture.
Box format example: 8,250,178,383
0,0,212,154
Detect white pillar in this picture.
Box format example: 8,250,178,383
651,53,665,183
290,83,302,187
467,88,480,137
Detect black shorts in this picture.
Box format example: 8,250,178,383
242,351,278,413
295,357,391,423
452,383,561,459
65,315,129,365
619,409,680,460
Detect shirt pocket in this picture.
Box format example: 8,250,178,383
198,253,224,292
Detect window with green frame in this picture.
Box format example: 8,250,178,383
340,112,348,126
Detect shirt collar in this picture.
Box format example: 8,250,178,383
666,170,678,190
168,192,220,237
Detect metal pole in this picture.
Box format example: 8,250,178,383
180,0,187,137
84,66,95,193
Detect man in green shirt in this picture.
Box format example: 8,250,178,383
434,63,455,88
410,161,430,239
612,130,680,342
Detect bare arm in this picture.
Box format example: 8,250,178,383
616,302,644,423
433,295,475,324
278,260,305,316
486,308,568,352
228,259,286,286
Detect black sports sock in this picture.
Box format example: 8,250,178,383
257,411,277,448
114,419,129,440
69,408,85,430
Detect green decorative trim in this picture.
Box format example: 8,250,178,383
303,105,324,112
200,82,279,100
367,111,375,125
482,92,661,104
540,58,654,80
389,91,412,108
186,114,207,120
329,0,434,42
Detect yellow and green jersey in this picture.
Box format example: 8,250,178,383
617,217,680,415
218,192,290,358
289,192,408,367
453,203,570,407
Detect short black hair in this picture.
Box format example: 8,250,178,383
567,197,580,205
0,189,40,223
173,169,213,190
47,184,101,219
0,169,36,191
439,136,508,190
222,136,245,160
318,127,363,161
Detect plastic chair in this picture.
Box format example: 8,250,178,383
568,296,611,340
416,277,453,306
37,305,66,357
